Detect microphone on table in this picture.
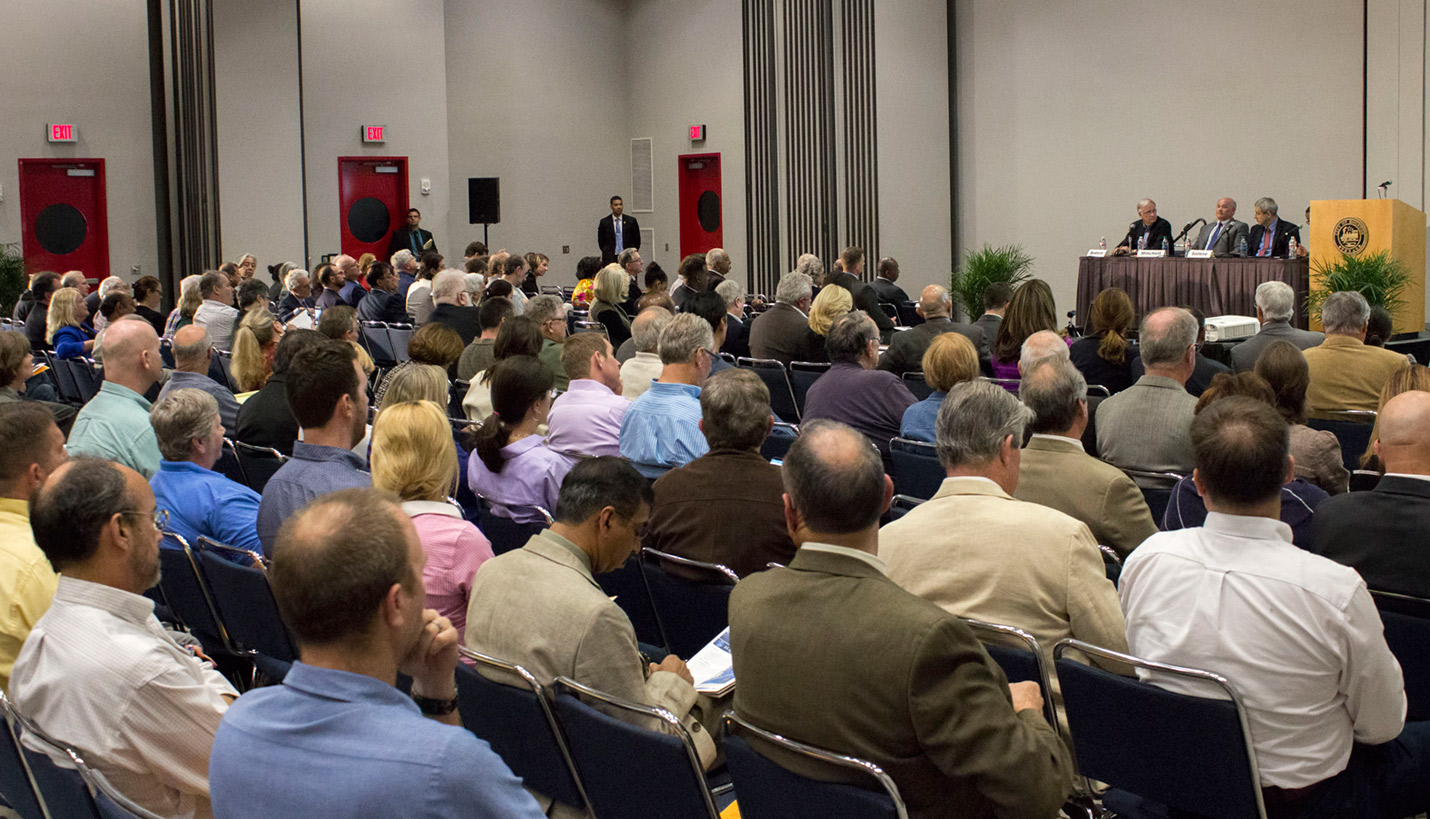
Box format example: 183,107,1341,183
1175,218,1205,242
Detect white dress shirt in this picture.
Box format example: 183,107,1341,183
193,299,239,351
1120,512,1406,788
11,576,236,818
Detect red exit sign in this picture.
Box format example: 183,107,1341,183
47,124,76,143
688,124,705,141
362,125,386,144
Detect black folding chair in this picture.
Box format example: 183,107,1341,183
595,554,667,651
232,442,288,493
211,438,245,486
194,537,297,680
760,421,799,463
43,351,83,405
387,324,413,362
888,437,944,500
1350,469,1382,492
1370,590,1430,721
474,497,551,555
1121,469,1186,525
73,751,165,819
360,322,397,367
0,690,45,819
888,494,924,521
1099,544,1123,587
962,619,1061,729
573,320,608,336
894,301,922,328
640,548,738,659
157,531,232,656
901,371,934,400
68,359,102,403
788,361,829,416
213,351,242,393
454,649,590,814
723,711,907,819
737,357,800,421
1307,411,1377,473
1085,384,1112,398
3,698,104,819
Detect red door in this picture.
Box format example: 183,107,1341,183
18,158,110,284
338,157,408,261
678,153,723,259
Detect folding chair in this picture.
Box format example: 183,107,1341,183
723,711,907,819
454,648,590,814
158,339,175,369
232,442,288,493
1085,384,1111,398
573,320,608,336
737,357,800,421
894,300,922,328
595,554,667,651
640,548,738,659
43,351,82,405
449,380,469,418
888,494,924,521
878,303,898,323
1306,411,1377,473
213,351,242,393
157,532,232,656
901,371,933,400
0,690,45,819
1120,469,1186,524
788,361,829,416
3,699,102,819
981,375,1021,391
360,322,397,367
68,359,102,403
1349,469,1382,492
1054,639,1266,819
194,538,297,679
760,421,799,463
387,324,413,362
475,497,551,555
1099,544,1123,587
962,619,1059,728
1370,590,1430,721
551,677,725,819
888,437,944,500
211,438,245,486
73,754,166,819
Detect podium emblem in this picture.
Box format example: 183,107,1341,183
1333,217,1369,255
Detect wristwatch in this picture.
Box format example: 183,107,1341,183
411,692,458,716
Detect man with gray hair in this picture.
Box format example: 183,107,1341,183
618,313,716,476
877,284,983,375
619,306,671,398
794,252,826,287
1192,197,1250,256
158,324,240,436
277,268,314,322
149,388,262,556
60,270,91,297
1303,291,1411,412
426,269,480,345
802,311,916,457
1097,307,1200,483
704,247,731,292
880,379,1128,671
1113,198,1173,255
749,271,814,364
525,293,570,390
389,249,419,298
1249,196,1301,258
1015,358,1157,556
1229,280,1325,371
715,279,750,359
644,368,795,576
1019,329,1070,374
85,275,130,318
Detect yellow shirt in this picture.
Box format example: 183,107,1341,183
0,497,58,693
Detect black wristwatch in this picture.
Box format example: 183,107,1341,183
411,692,458,716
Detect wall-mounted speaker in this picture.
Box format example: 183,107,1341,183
468,177,500,224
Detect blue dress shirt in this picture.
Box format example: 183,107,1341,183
899,391,947,443
256,442,370,555
209,662,544,819
152,460,263,556
618,381,708,477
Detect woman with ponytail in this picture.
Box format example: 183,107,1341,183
465,355,570,524
1070,287,1140,393
230,309,284,394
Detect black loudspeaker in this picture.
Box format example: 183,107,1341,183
468,177,501,224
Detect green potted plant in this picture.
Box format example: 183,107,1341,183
1304,250,1410,317
0,242,24,320
950,244,1033,321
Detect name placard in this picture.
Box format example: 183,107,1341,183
1136,249,1167,258
1086,249,1107,258
1186,249,1214,259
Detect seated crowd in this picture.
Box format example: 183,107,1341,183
3,244,1430,819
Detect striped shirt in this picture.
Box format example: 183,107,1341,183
618,380,708,477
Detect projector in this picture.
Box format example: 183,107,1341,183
1203,315,1260,342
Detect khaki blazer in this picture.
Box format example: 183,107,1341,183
729,547,1073,819
1303,334,1412,413
1015,435,1158,556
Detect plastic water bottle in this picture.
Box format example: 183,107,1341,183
1288,237,1299,258
1236,235,1248,257
1161,237,1169,253
1099,236,1106,250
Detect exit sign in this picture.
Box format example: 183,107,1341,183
362,125,386,144
47,124,76,143
688,124,705,141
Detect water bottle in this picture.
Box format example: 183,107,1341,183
1236,235,1248,257
1288,237,1299,258
1099,236,1106,250
1161,237,1169,253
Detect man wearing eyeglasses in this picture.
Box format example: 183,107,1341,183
525,294,570,391
13,456,238,819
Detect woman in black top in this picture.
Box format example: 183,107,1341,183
1069,287,1139,393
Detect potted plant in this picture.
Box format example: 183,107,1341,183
1304,250,1410,317
950,244,1033,321
0,242,24,320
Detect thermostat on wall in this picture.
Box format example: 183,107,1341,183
47,124,77,143
362,125,386,144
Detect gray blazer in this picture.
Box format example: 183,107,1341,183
1095,374,1197,484
1230,320,1326,372
1192,219,1250,256
972,313,1001,359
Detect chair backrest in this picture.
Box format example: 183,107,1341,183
640,548,737,659
71,754,165,819
1306,415,1376,472
723,712,907,819
0,691,46,819
44,351,82,404
4,704,101,819
894,301,922,328
1121,469,1184,521
1053,639,1266,819
68,359,102,403
550,677,719,819
387,324,413,361
594,554,667,651
1386,337,1430,365
962,619,1059,728
982,376,1021,390
760,421,799,463
888,438,944,500
211,438,245,486
1350,469,1382,492
232,442,287,493
787,363,827,416
157,531,232,653
213,351,242,393
888,494,924,521
736,357,800,421
1098,544,1123,586
1369,590,1430,721
1085,384,1111,398
474,497,550,555
360,321,397,366
900,371,933,400
194,538,298,664
573,320,608,337
454,648,590,811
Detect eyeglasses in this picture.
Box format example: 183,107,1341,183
120,509,168,531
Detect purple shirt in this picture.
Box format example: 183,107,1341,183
801,362,917,456
546,379,631,458
465,435,572,524
402,501,494,643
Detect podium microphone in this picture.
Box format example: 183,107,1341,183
1378,180,1392,199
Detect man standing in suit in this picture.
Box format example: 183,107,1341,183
749,272,813,364
870,257,910,304
1303,291,1411,412
1113,198,1174,254
715,280,750,359
1096,307,1200,484
729,420,1074,819
386,208,435,259
1230,281,1325,371
973,282,1010,360
1192,197,1251,256
876,285,981,375
1248,197,1301,258
597,195,641,266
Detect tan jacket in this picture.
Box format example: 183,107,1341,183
1015,434,1157,556
1304,334,1411,413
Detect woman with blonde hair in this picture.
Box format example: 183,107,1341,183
991,278,1062,379
357,252,377,277
1070,287,1139,393
164,274,204,338
1359,363,1430,472
46,288,95,359
589,264,633,348
900,332,980,442
371,399,493,641
378,362,448,411
231,309,284,393
799,284,853,363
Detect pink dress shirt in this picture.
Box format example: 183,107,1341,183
546,379,631,458
402,501,494,642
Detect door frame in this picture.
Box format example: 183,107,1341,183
18,158,110,280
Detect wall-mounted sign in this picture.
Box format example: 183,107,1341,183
688,124,705,141
362,125,386,144
47,124,77,143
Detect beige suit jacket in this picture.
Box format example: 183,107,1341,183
1015,435,1157,556
1304,334,1412,413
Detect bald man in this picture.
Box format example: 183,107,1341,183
157,325,240,437
876,285,983,375
1311,390,1430,597
66,320,164,477
1192,197,1250,256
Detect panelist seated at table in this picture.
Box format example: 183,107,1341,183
1111,198,1174,255
1191,197,1250,256
1248,197,1301,258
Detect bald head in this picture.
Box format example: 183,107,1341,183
782,420,889,536
1019,330,1070,374
172,324,213,372
918,285,951,319
631,306,672,353
102,319,162,392
1376,390,1430,474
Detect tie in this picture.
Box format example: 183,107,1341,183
1205,222,1223,250
411,230,420,254
1258,226,1273,257
615,217,624,253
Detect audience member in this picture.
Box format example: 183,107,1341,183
159,325,239,436
1230,280,1325,371
45,287,95,358
1137,305,1228,397
457,296,514,381
704,247,732,292
67,320,164,477
389,251,419,299
466,356,569,522
0,404,65,692
230,309,283,393
870,256,909,304
193,271,238,350
23,272,61,350
276,268,314,321
327,254,362,306
1121,396,1423,819
0,331,75,432
149,388,262,555
749,271,814,364
827,247,896,343
619,313,716,476
794,252,825,288
16,457,237,817
210,488,541,818
235,329,324,455
1304,291,1411,412
672,253,706,308
405,253,441,323
619,250,646,313
374,322,463,406
314,262,346,310
547,332,629,458
462,315,543,421
570,255,600,309
645,369,793,576
589,264,634,349
496,254,529,314
256,339,372,554
798,284,852,363
356,262,410,324
132,275,166,335
802,311,916,457
426,269,481,345
521,251,549,297
972,282,1011,359
877,284,981,375
618,307,671,398
1019,329,1072,374
85,276,129,322
164,274,203,338
682,290,734,374
1254,340,1350,493
715,279,750,359
525,293,570,390
1360,365,1430,472
60,270,90,298
1366,304,1396,348
1096,307,1199,484
900,331,979,443
96,290,136,335
1069,287,1139,393
990,279,1060,379
643,261,669,297
730,420,1074,817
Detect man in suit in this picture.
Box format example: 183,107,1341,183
1097,307,1200,485
386,208,435,259
1311,390,1430,598
749,271,813,364
870,257,910,304
424,270,481,346
671,254,706,309
1230,281,1325,371
1128,305,1229,397
1015,357,1157,556
715,280,750,359
973,282,1010,360
827,247,895,343
1248,197,1301,258
1303,291,1411,412
356,262,410,325
1192,197,1251,256
729,420,1074,819
880,379,1128,669
1113,198,1173,255
597,195,641,266
703,248,730,292
877,285,982,375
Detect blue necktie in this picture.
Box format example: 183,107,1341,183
615,218,624,253
1206,222,1222,250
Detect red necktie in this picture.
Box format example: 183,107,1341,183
1258,228,1273,257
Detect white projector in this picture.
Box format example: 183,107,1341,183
1203,315,1261,342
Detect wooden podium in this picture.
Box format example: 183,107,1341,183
1309,198,1426,333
